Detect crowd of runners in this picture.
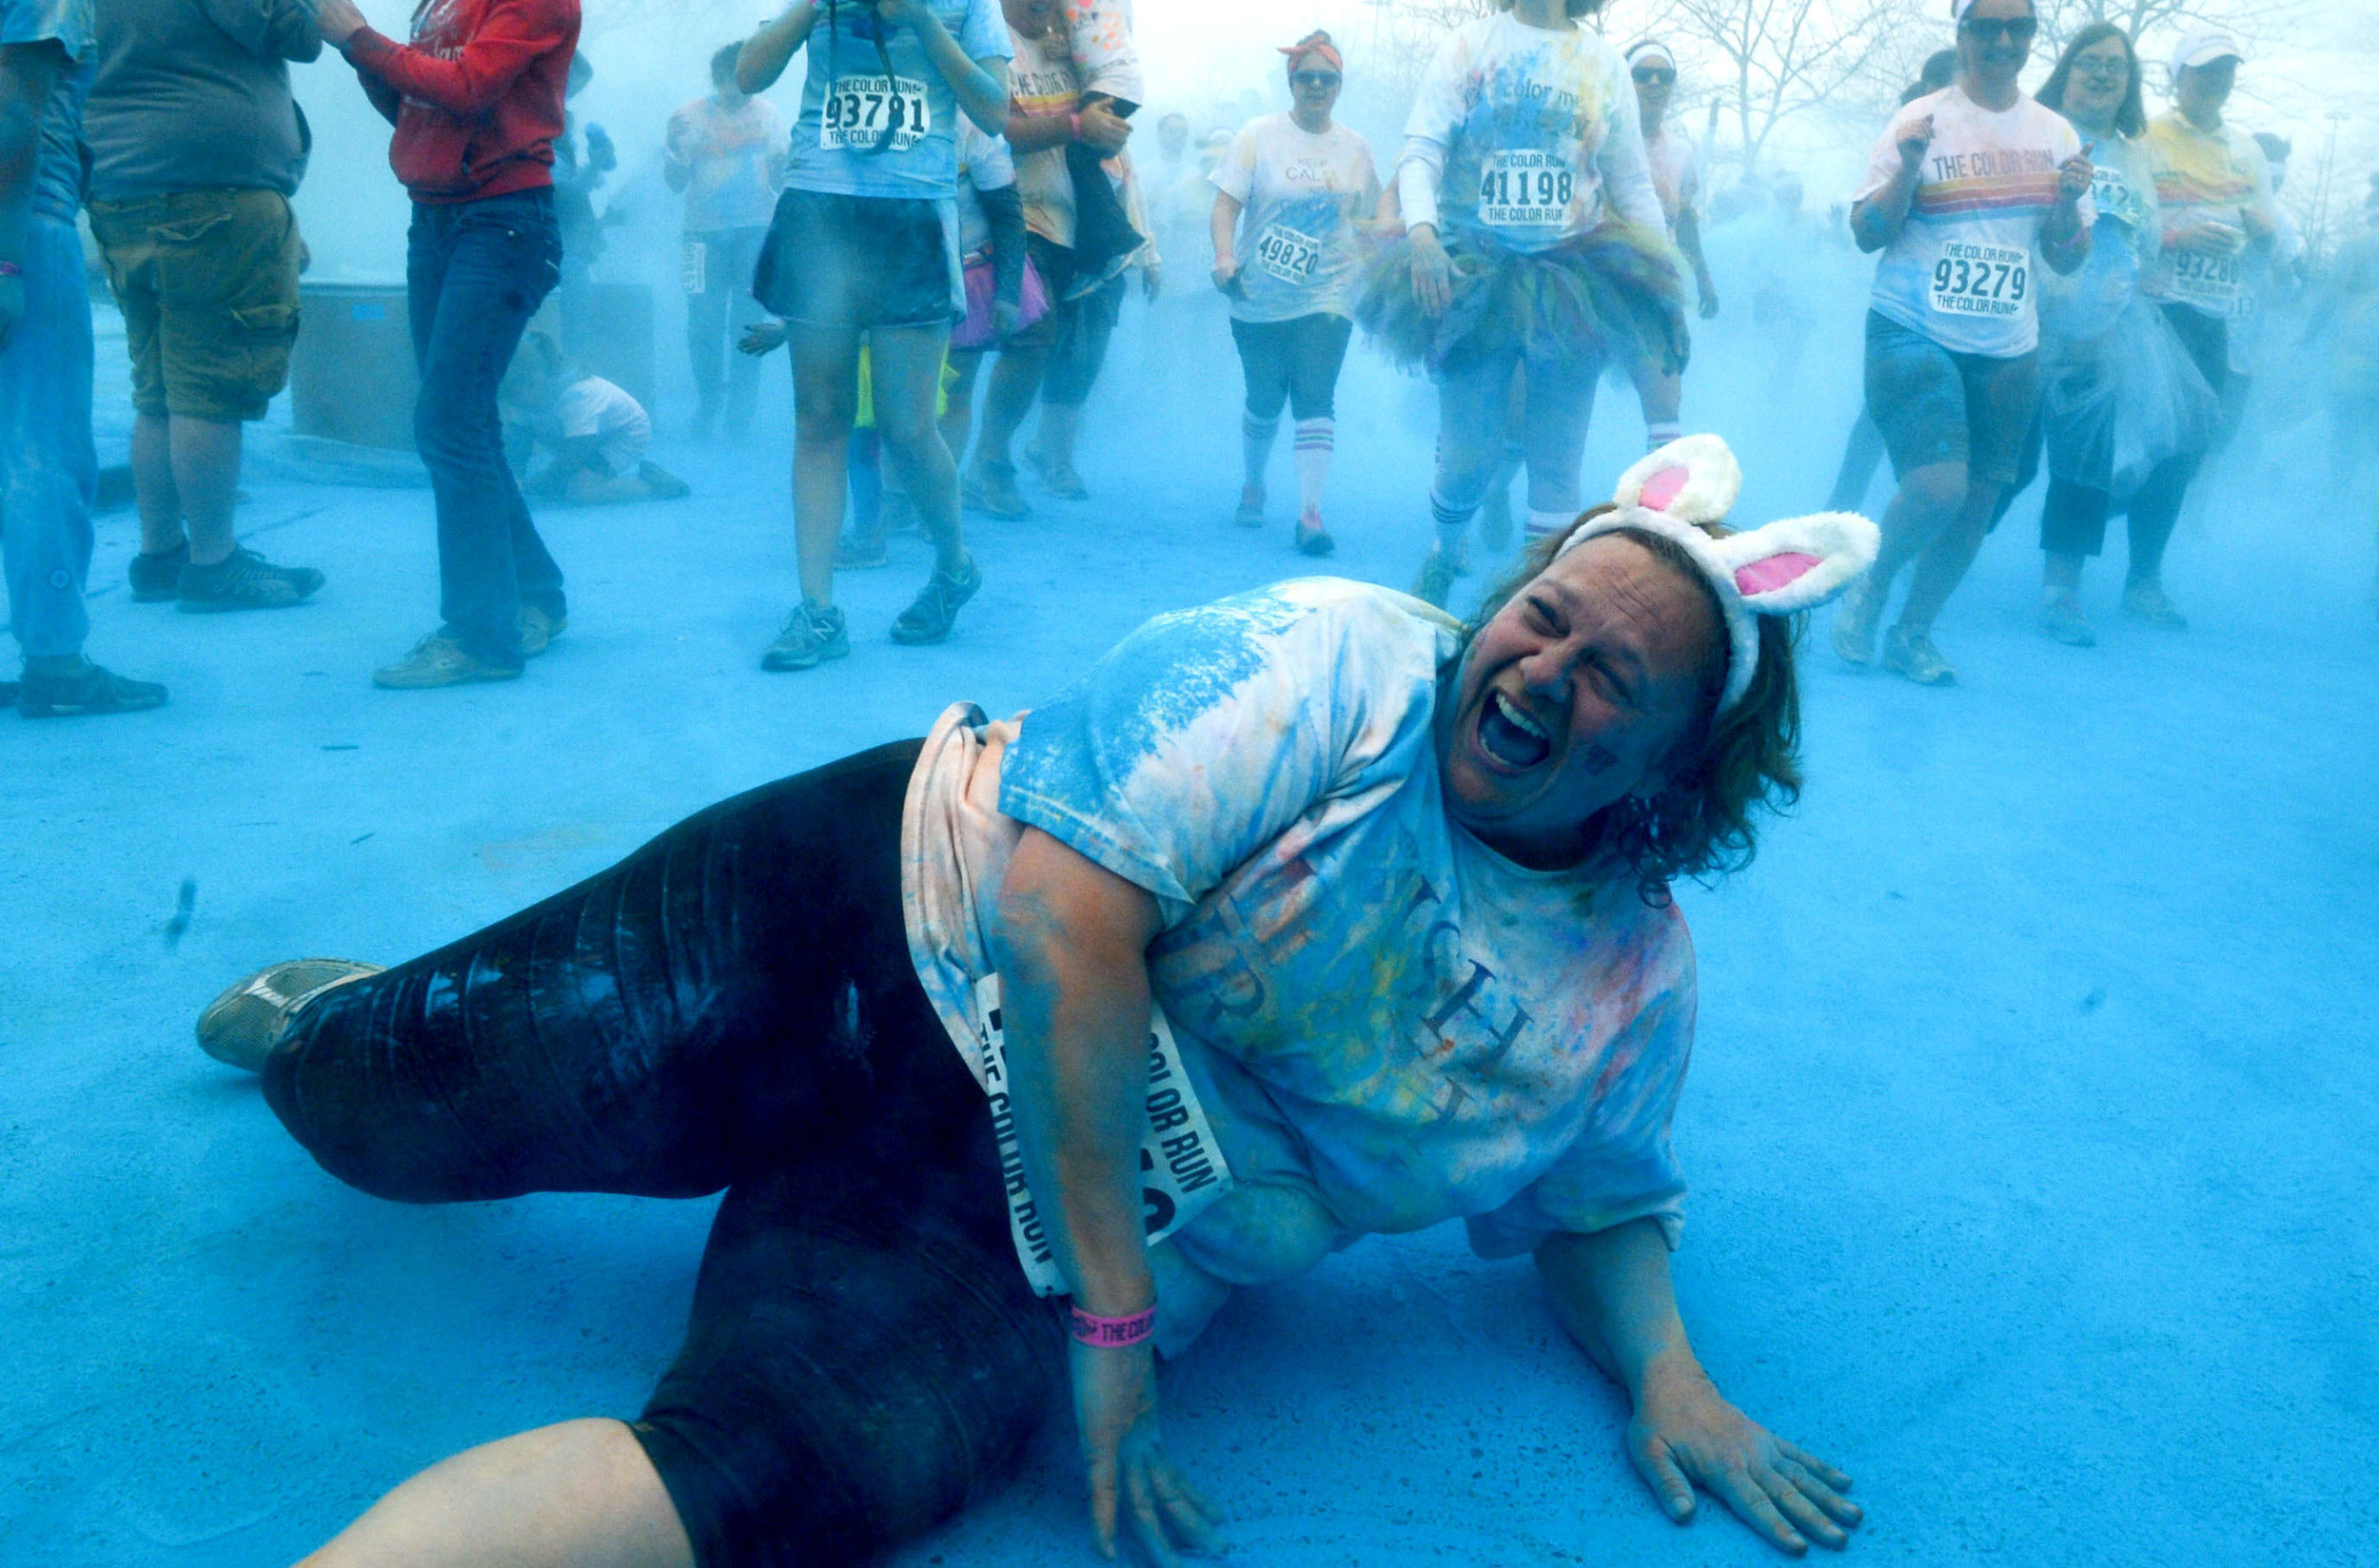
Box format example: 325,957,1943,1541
4,0,2369,713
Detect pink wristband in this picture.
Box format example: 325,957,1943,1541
1070,1302,1156,1348
1067,110,1082,143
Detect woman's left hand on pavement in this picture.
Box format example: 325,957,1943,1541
1626,1358,1860,1555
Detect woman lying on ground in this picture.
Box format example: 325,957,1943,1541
200,436,1878,1567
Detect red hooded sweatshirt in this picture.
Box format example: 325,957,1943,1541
344,0,580,204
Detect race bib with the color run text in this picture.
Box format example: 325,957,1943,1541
2171,248,2245,316
1929,242,2030,318
969,975,1233,1297
820,74,931,152
1479,149,1574,229
1250,222,1325,284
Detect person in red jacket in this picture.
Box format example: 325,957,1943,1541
317,0,580,689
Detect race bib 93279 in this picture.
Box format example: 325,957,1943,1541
1929,242,2030,318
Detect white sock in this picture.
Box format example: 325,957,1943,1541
1429,488,1475,557
1645,421,1683,453
1525,508,1575,544
1293,418,1333,519
1242,410,1280,492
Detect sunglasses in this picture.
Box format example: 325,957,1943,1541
2073,57,2128,79
1291,70,1341,89
1959,16,2038,43
1632,67,1676,85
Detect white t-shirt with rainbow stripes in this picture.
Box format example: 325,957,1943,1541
1858,86,2091,359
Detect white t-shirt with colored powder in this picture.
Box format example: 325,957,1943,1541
1007,22,1080,247
1211,113,1379,324
1858,86,2090,358
900,578,1698,1355
559,376,651,475
954,116,1016,258
2142,109,2277,322
1643,125,1701,233
1398,10,1665,255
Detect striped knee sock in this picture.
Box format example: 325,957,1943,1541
1242,410,1281,491
1646,421,1683,453
1525,508,1576,544
1430,488,1476,557
1293,418,1334,518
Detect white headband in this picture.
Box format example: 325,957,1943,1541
1625,40,1674,69
1951,0,1977,18
1553,436,1879,715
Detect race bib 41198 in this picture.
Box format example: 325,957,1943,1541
1478,149,1575,229
821,74,931,153
1929,242,2030,319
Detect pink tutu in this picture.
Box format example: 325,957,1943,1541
952,251,1050,350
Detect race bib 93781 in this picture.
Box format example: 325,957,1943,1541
821,74,931,152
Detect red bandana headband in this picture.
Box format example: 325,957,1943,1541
1282,31,1342,75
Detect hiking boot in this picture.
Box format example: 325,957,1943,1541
964,458,1030,519
1881,626,1956,686
2039,591,2095,647
128,540,190,601
1295,510,1336,558
178,547,324,612
1411,547,1460,610
2122,579,2188,629
196,957,383,1072
1234,482,1266,528
761,600,849,671
891,555,983,645
373,630,523,689
17,657,169,717
836,531,891,570
519,604,567,657
1831,577,1881,665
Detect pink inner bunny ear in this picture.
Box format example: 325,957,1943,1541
1734,552,1821,598
1638,465,1691,512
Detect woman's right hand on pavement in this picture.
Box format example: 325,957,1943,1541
1072,1339,1220,1566
1409,224,1452,318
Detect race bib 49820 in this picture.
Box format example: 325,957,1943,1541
1251,221,1326,285
1478,149,1575,229
821,74,931,152
1929,242,2030,319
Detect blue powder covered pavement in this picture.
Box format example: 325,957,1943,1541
3,294,2375,1566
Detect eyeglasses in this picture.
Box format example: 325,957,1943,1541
1632,67,1676,85
2073,57,2128,80
1959,16,2038,44
1291,70,1341,90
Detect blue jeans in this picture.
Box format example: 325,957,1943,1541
1,215,98,662
407,189,564,665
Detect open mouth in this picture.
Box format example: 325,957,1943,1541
1478,689,1553,770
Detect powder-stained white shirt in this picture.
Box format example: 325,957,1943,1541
1211,112,1379,323
902,579,1697,1353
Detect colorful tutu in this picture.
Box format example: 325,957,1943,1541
1356,222,1690,380
950,250,1052,352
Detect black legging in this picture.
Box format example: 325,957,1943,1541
1230,312,1354,422
261,740,1064,1567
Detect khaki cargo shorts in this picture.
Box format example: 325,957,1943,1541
88,187,303,423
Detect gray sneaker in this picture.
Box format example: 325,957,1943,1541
963,458,1031,519
761,600,850,671
1411,547,1460,610
196,957,383,1071
1881,626,1956,686
1831,577,1881,665
2122,579,2188,629
2039,591,2094,647
891,556,983,645
178,546,324,612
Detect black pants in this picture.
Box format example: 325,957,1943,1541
1230,312,1353,423
262,740,1064,1567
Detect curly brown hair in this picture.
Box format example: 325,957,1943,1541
1463,505,1805,904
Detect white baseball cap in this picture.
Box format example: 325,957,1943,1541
2171,29,2244,74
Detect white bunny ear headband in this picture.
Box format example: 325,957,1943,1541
1553,434,1880,715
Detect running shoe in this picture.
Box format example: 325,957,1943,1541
2121,580,2188,629
196,957,383,1072
1234,482,1266,528
1830,576,1881,666
835,532,891,570
1038,457,1089,500
177,546,325,613
128,540,189,602
964,458,1031,519
17,657,169,717
1881,626,1956,686
373,630,524,689
891,555,983,645
1295,510,1335,558
761,600,850,671
519,604,567,657
1411,547,1460,610
2039,591,2094,647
